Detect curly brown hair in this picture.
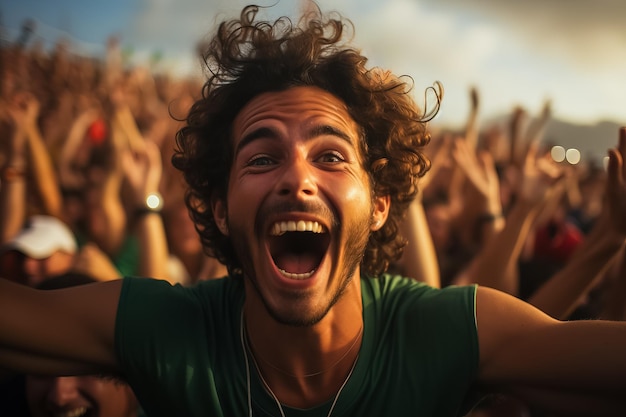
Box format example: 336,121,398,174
172,4,438,277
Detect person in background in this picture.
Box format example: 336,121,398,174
0,273,140,417
0,214,78,287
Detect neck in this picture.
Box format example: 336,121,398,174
243,277,363,408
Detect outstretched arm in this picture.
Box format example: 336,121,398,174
474,130,626,414
0,278,122,376
476,286,626,414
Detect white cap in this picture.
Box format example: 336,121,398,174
4,215,77,259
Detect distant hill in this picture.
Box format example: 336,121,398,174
466,116,621,166
541,119,621,165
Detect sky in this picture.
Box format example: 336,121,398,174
2,0,626,130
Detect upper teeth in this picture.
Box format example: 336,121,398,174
54,408,88,417
271,220,324,236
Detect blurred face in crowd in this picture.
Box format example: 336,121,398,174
25,375,137,417
22,251,75,287
0,249,74,287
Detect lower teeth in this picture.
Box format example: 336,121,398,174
279,268,315,279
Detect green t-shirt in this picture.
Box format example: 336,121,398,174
75,232,140,277
116,275,478,416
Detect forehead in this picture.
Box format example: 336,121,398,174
232,86,360,142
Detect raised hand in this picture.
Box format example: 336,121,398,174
121,139,163,209
452,136,501,216
469,85,479,113
603,127,626,235
0,99,28,165
516,141,563,208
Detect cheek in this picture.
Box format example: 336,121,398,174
227,179,264,221
343,185,364,204
338,176,373,214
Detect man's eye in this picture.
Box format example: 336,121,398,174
318,152,345,163
247,155,275,166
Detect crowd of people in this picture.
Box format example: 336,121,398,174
1,4,625,416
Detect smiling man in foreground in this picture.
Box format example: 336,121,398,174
2,4,626,417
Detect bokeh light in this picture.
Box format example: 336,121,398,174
146,193,163,210
565,148,581,165
551,146,566,163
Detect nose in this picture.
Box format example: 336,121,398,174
46,376,80,407
276,152,318,198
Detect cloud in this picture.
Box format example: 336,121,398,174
124,0,626,125
314,0,510,124
334,0,626,125
418,0,626,70
125,0,307,74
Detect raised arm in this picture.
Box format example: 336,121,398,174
454,142,563,295
598,243,626,321
528,127,626,319
464,86,481,149
20,93,63,217
0,278,122,376
446,88,482,228
450,136,504,247
121,140,170,281
0,99,28,243
58,107,100,191
524,99,552,148
396,192,441,288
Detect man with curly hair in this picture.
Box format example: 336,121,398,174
2,5,626,416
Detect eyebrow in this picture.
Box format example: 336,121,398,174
308,125,353,144
235,124,355,157
235,127,277,157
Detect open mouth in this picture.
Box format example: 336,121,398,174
269,220,330,279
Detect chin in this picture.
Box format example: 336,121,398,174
264,280,349,327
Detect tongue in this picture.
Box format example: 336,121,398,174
274,252,319,274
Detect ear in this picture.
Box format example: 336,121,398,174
370,194,390,231
211,195,229,236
